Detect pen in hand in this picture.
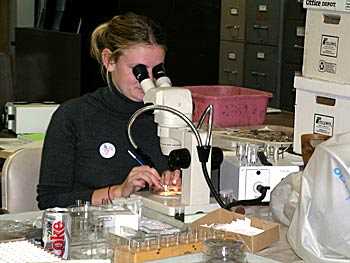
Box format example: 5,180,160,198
127,149,165,190
127,149,145,165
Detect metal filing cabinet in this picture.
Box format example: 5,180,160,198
246,0,282,46
220,0,246,41
244,44,278,105
219,40,245,85
282,20,305,65
280,0,306,111
218,0,246,86
218,0,301,110
284,0,306,21
281,63,301,111
243,0,284,108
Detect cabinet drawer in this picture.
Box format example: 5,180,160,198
219,41,245,85
220,0,246,41
246,0,282,45
244,44,278,92
283,20,305,64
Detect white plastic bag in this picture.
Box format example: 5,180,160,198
287,132,350,263
270,171,302,226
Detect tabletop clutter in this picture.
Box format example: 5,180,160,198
0,197,280,263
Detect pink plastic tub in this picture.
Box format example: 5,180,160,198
185,85,272,128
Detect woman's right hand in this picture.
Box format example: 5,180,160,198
118,165,163,197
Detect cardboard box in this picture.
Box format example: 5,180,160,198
293,76,350,153
303,9,350,84
191,208,280,252
303,0,350,13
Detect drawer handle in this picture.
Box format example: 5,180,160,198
293,44,304,49
253,24,269,30
224,69,238,75
225,24,240,30
251,71,267,77
316,96,336,106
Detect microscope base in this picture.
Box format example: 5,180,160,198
133,192,219,217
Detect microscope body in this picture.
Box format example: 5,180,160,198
131,63,215,214
144,86,192,155
144,85,212,213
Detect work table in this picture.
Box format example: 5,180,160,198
0,206,302,263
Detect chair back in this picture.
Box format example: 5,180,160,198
1,147,42,213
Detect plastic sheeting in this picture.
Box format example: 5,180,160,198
287,132,350,263
270,171,302,226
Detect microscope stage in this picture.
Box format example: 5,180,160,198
134,191,219,217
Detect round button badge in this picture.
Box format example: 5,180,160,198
99,142,116,159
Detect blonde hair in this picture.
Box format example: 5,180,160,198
90,13,166,73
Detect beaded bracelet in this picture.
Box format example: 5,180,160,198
107,185,113,203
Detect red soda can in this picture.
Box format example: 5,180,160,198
42,207,71,259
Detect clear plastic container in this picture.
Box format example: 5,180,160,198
203,239,246,263
69,201,114,259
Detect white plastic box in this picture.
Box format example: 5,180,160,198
303,0,350,13
293,76,350,154
302,8,350,84
5,102,59,134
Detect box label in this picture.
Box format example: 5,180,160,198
320,35,339,57
304,0,350,12
313,114,334,136
318,60,337,73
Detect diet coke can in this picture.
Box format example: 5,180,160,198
42,207,71,259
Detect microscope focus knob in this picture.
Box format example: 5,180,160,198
168,148,191,170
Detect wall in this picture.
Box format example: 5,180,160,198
9,0,35,54
0,0,9,53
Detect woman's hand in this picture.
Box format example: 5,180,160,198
161,169,181,188
92,167,181,205
119,165,163,197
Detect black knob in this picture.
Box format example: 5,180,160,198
168,148,191,171
211,147,224,170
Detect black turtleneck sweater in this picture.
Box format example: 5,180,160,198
37,87,168,209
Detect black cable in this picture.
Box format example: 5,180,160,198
201,162,227,208
127,103,270,210
195,145,271,210
225,185,270,209
257,151,273,166
199,151,270,210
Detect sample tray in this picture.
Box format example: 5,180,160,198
213,125,293,150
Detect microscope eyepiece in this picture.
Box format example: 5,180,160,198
152,63,167,79
132,64,156,93
152,63,172,87
132,64,149,82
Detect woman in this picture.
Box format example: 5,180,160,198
37,13,180,209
